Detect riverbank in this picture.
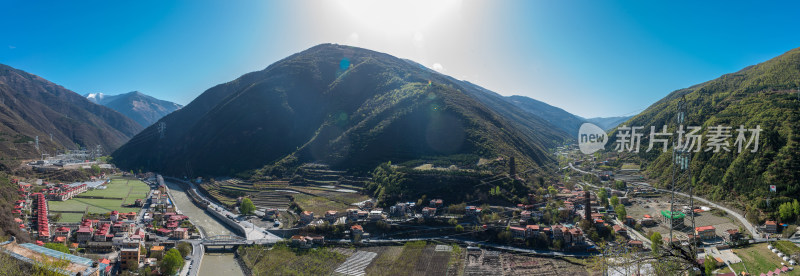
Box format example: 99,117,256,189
163,178,246,276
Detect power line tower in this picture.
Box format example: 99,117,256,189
668,95,697,260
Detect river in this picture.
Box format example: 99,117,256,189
164,180,245,276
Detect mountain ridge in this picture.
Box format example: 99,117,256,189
112,44,572,177
85,91,182,127
0,63,143,159
608,46,800,219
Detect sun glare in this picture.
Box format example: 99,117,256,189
337,0,461,35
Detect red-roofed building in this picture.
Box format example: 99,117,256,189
301,211,314,223
627,240,643,249
568,228,585,245
172,227,188,239
325,210,338,222
526,224,540,237
510,227,526,239
99,258,112,274
54,227,71,238
350,224,364,235
521,210,531,221
695,225,716,240
157,228,172,235
624,215,635,226
76,227,93,243
613,225,628,237
422,207,436,218
764,220,778,234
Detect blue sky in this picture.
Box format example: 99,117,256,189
1,0,799,117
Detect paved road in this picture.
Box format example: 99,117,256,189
614,217,652,247
166,176,282,242
569,163,761,240
327,236,596,257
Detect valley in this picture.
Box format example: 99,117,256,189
0,4,799,274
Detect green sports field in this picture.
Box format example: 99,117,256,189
49,177,151,223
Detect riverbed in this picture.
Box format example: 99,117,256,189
164,180,245,276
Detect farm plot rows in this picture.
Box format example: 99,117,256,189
364,242,455,276
238,244,347,275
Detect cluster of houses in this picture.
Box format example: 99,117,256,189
152,212,193,240
43,183,89,201
31,193,50,240
294,198,453,229
508,224,586,246
290,235,325,248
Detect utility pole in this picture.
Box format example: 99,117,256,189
668,95,696,260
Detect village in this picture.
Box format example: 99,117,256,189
4,171,202,276
2,147,800,276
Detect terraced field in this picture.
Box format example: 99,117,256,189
250,191,292,210
48,177,150,223
292,193,350,215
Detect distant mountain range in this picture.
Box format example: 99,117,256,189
506,95,632,135
85,91,182,127
585,116,633,131
111,44,574,176
0,64,142,160
610,47,800,217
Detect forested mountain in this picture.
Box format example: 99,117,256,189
0,64,143,160
111,44,571,177
610,47,800,219
505,95,586,136
86,91,182,127
505,95,633,135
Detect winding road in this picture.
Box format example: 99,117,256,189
568,163,761,240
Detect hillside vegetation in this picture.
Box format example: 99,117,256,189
0,64,142,161
610,47,800,221
112,44,570,178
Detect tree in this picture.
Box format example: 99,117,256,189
240,198,256,216
598,188,608,207
126,260,138,272
793,200,800,217
176,242,192,258
448,218,458,225
614,180,626,190
704,254,716,275
90,164,101,175
616,204,627,219
367,162,408,206
43,243,69,254
610,196,619,207
779,202,793,222
650,232,662,253
455,224,464,232
547,186,558,197
160,248,184,275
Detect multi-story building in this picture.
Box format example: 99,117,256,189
695,225,716,240
764,220,778,234
119,247,141,270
